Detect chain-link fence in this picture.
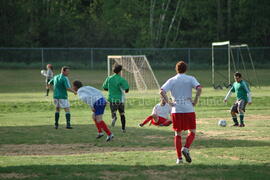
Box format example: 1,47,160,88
0,47,269,70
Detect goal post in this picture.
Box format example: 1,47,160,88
107,55,160,91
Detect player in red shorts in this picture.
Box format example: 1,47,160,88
139,99,172,127
160,61,202,164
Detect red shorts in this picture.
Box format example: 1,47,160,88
171,112,196,131
151,116,168,126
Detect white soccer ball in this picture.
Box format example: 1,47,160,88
41,69,46,76
218,119,227,127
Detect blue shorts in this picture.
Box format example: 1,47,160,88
93,98,106,115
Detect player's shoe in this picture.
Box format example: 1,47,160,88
106,134,114,142
66,126,73,129
122,129,126,133
176,158,183,164
181,147,192,163
54,123,58,129
239,124,245,127
96,133,104,139
138,123,143,127
111,117,117,127
231,123,239,127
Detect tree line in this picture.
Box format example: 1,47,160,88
0,0,269,48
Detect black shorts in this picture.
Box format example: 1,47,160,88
110,102,125,114
231,99,247,113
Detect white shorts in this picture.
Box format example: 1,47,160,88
54,99,70,108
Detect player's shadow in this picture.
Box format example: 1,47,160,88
0,124,270,149
0,164,268,180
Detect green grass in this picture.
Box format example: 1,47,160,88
0,70,270,179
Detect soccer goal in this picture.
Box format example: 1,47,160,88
212,41,259,89
107,55,160,91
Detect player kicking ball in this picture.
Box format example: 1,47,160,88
139,99,172,127
72,80,114,142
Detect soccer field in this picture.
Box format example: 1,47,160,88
0,69,270,179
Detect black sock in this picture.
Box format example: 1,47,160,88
232,116,238,125
55,112,59,125
46,89,49,96
112,112,117,120
120,114,126,130
66,112,71,127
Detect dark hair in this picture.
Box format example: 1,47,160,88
234,72,242,78
113,64,122,74
175,61,187,73
61,66,70,72
73,80,83,89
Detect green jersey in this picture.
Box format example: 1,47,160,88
49,74,71,99
102,74,129,103
230,80,251,102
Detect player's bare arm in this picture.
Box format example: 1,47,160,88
192,86,202,106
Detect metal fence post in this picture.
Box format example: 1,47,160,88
41,48,44,68
90,48,94,69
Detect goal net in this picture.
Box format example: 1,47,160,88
212,41,259,89
107,55,160,91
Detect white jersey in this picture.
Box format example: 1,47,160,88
161,74,200,113
77,86,104,107
152,103,171,119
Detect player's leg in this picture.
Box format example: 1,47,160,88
110,102,117,127
171,113,183,164
92,112,103,138
53,99,60,129
139,115,153,127
46,79,50,96
118,103,126,132
238,100,247,127
230,102,239,126
64,107,72,129
161,119,172,126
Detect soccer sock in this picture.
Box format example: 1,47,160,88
120,115,126,130
185,132,195,148
65,112,71,127
232,116,238,125
112,112,117,120
239,112,244,124
99,121,111,136
174,135,182,159
163,120,172,126
141,116,153,125
55,112,59,125
46,89,49,96
94,119,102,133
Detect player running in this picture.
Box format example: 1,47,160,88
102,64,129,133
139,99,172,127
224,72,252,127
48,66,76,129
160,61,202,164
72,80,114,142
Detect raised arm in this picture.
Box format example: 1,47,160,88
224,87,234,102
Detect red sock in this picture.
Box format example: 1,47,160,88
99,121,111,136
94,119,102,133
162,120,172,126
174,135,182,159
185,132,195,148
141,116,153,125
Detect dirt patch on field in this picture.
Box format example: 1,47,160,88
100,171,137,180
0,144,172,156
0,173,38,179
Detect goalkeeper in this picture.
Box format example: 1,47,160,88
139,98,172,127
224,72,252,127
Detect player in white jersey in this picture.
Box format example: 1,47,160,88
139,99,172,127
41,64,54,96
72,80,114,142
160,61,202,164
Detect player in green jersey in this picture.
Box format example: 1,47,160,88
102,64,129,132
48,66,77,129
224,72,252,127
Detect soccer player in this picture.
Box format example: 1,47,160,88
224,72,252,127
72,80,114,142
41,64,54,96
48,66,76,129
139,99,172,127
102,64,129,133
160,61,202,164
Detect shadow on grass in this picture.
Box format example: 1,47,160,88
0,124,270,149
0,164,269,180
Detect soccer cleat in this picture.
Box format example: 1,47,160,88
96,133,104,139
231,124,239,127
66,126,73,129
111,117,117,127
138,123,143,127
176,158,183,164
181,147,192,163
106,134,114,142
122,129,126,133
54,123,58,129
239,124,245,127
